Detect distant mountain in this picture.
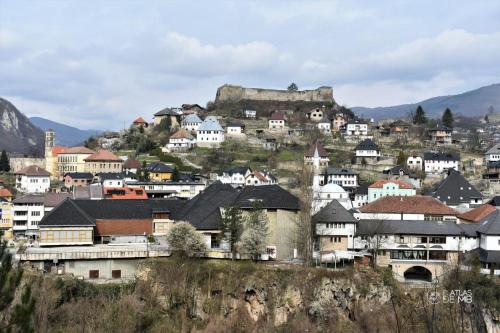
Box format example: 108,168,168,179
30,117,103,147
0,97,44,155
352,84,500,120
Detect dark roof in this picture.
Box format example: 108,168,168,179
64,172,94,179
490,196,500,206
423,152,459,161
383,166,410,176
39,199,95,227
470,248,500,264
356,219,473,236
476,209,500,235
123,159,142,170
312,200,357,224
269,112,285,121
13,194,44,204
98,173,125,181
146,162,174,173
355,182,369,195
430,170,483,206
221,166,251,176
154,108,179,116
325,167,358,175
305,142,329,158
234,185,300,210
355,139,379,151
428,125,452,132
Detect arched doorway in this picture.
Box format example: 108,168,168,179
404,266,432,282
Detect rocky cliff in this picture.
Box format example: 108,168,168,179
0,97,44,155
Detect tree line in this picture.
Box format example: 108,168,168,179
412,105,454,128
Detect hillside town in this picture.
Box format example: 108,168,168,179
0,84,499,287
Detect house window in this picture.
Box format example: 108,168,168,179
211,234,220,249
89,270,99,279
112,270,122,279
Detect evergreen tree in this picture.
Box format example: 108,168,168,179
0,150,10,172
396,151,407,166
171,167,180,182
442,108,454,128
287,83,298,91
220,206,244,260
412,105,427,125
484,115,489,123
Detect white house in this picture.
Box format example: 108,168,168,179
181,113,203,132
196,116,225,147
244,109,257,118
98,173,125,188
485,143,500,163
164,129,196,152
244,171,277,186
15,165,51,193
268,112,286,130
407,155,423,171
306,107,324,122
320,167,358,189
226,122,245,136
423,152,459,174
217,167,252,187
345,122,369,138
317,117,331,134
355,139,380,163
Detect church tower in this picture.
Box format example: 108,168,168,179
44,130,56,178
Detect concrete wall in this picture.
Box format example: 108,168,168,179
63,258,142,280
216,85,333,103
9,157,45,173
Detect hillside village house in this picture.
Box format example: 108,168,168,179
63,172,94,189
305,107,324,122
383,166,422,189
367,179,416,203
15,165,51,193
423,152,459,174
217,166,252,187
332,113,346,132
388,120,411,137
244,109,257,118
164,129,196,152
320,167,359,190
428,125,452,145
226,122,245,136
483,160,500,183
132,117,148,129
146,162,174,181
355,139,380,164
268,112,286,130
317,117,332,134
181,113,203,132
244,171,277,186
84,150,123,175
407,155,423,171
0,189,13,239
58,146,95,175
13,193,70,238
430,169,483,209
345,121,369,139
196,116,225,147
182,104,205,114
123,158,141,174
352,183,369,208
98,173,126,188
485,142,500,163
153,108,181,127
304,142,330,173
262,138,280,151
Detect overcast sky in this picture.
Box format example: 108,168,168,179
1,0,500,130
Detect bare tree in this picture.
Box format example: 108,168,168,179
297,163,314,266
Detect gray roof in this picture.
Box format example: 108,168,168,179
182,114,203,124
146,163,174,173
64,172,94,179
431,170,483,205
470,248,500,264
197,116,224,132
355,139,379,151
312,200,357,224
428,125,452,132
155,108,180,116
98,173,126,181
357,219,475,236
485,143,500,155
234,185,300,211
476,209,500,235
424,152,459,161
13,193,71,206
220,166,251,176
325,167,358,175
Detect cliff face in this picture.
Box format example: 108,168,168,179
0,97,44,155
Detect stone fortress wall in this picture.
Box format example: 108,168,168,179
215,84,334,104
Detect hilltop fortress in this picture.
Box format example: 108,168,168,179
216,84,334,103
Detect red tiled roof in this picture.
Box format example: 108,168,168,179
104,187,148,200
170,128,194,139
123,159,141,169
84,150,122,162
133,117,147,123
369,179,414,189
15,165,51,177
0,188,13,198
305,142,329,158
360,196,458,215
269,112,285,121
60,146,95,154
458,204,497,223
51,146,67,155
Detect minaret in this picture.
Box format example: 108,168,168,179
44,130,55,177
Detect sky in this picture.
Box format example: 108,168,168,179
1,0,500,130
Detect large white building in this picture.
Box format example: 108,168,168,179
320,167,359,189
312,183,352,213
15,165,51,193
345,122,369,138
407,155,423,171
355,139,380,163
424,152,459,174
196,116,225,147
181,114,203,132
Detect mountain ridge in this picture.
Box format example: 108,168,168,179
352,83,500,120
30,117,103,147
